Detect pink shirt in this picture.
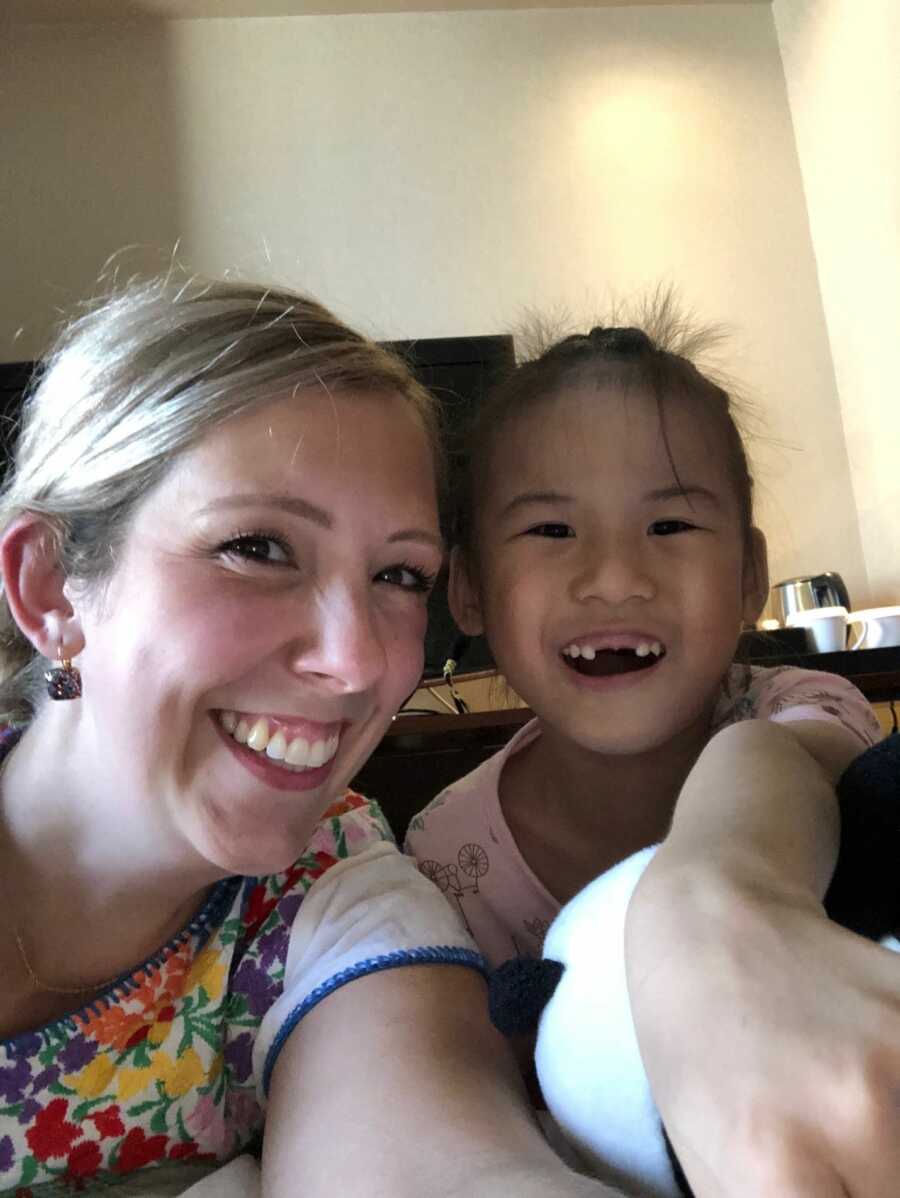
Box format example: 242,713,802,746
404,665,881,968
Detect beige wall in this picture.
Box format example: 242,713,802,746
773,0,900,607
1,6,871,602
0,22,181,360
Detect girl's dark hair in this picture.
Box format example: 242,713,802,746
455,296,755,559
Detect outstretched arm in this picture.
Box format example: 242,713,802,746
626,719,900,1197
642,718,856,901
263,964,627,1198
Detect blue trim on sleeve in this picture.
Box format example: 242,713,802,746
262,945,487,1097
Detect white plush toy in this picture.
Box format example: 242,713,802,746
490,736,900,1198
536,844,681,1197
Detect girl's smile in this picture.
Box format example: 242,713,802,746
560,630,666,681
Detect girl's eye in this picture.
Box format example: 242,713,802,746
219,533,292,565
375,562,437,594
526,523,574,539
649,519,697,537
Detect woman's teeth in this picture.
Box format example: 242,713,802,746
562,640,664,659
219,711,339,771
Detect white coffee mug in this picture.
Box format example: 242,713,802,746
786,605,858,653
846,605,900,650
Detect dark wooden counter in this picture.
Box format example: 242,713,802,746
737,645,900,703
354,647,900,840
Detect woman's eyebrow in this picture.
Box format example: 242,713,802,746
644,484,722,507
200,493,332,527
197,494,443,549
387,529,445,550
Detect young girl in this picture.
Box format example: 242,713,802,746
406,317,896,1193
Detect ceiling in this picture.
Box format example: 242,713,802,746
7,0,770,21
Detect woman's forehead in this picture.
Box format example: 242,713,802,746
215,387,426,462
152,387,439,522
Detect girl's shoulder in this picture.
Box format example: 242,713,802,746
715,664,880,746
404,718,541,850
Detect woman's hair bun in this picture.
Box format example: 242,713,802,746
587,326,654,355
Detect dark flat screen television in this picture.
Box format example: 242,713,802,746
387,336,515,682
0,362,35,465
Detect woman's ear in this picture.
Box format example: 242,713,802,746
1,514,84,659
741,527,770,626
448,547,485,637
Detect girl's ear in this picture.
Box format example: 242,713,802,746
741,527,770,626
448,547,485,637
1,514,84,660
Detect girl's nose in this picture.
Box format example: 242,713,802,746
291,583,387,694
569,537,655,606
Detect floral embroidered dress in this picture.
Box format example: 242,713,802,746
1,744,481,1195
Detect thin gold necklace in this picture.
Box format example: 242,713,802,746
0,754,122,998
9,922,123,997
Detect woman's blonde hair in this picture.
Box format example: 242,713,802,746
0,275,439,724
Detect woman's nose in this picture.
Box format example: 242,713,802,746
291,584,387,693
569,536,655,606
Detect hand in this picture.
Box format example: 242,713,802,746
626,859,900,1197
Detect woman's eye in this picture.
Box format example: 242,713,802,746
219,534,292,565
375,562,437,593
649,519,697,537
525,523,574,539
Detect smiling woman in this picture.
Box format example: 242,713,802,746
0,277,619,1198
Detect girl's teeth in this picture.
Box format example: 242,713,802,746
220,710,238,734
266,729,288,761
563,640,666,659
247,718,270,752
234,718,250,744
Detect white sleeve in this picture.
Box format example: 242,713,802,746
254,840,484,1102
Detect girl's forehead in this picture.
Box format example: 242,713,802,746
494,383,726,480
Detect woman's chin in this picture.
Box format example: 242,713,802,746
191,796,325,879
204,836,309,880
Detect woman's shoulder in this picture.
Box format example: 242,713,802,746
233,789,395,950
295,788,396,871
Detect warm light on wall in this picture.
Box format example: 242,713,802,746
579,78,688,182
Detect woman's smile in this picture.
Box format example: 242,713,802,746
214,711,345,793
219,709,342,771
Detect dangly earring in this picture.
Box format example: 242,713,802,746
44,643,82,701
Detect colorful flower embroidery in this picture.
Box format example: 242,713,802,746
0,789,387,1194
